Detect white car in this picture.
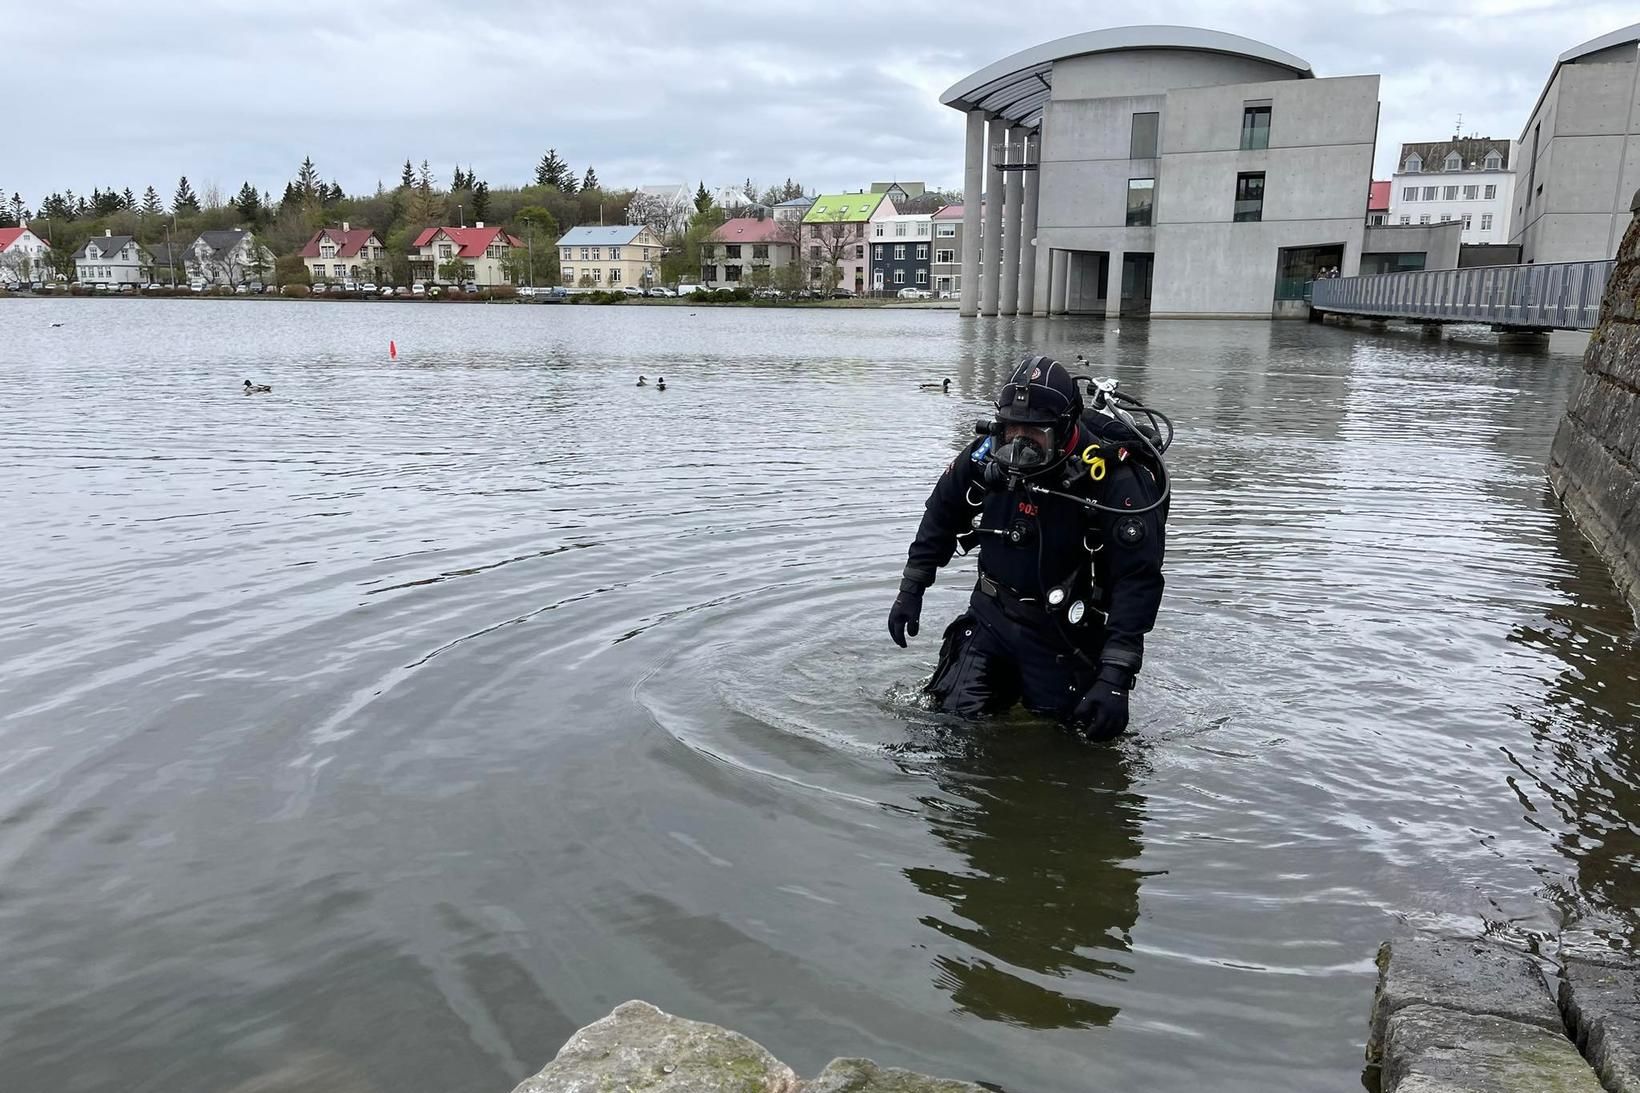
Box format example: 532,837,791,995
517,286,536,298
411,282,427,297
379,285,395,297
647,286,676,297
360,282,378,294
620,285,644,296
896,287,933,299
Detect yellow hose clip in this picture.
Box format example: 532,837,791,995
1081,443,1107,482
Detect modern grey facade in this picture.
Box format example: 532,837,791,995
1510,23,1640,264
940,27,1381,319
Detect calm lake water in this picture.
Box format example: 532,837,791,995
1,298,1637,1093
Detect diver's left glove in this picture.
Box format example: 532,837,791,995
888,569,930,648
1073,665,1133,741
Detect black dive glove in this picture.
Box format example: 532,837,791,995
888,571,930,648
1073,665,1134,741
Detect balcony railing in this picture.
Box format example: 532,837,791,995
1310,259,1614,331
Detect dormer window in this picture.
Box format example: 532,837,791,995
1484,151,1502,170
1444,152,1462,171
1404,154,1422,173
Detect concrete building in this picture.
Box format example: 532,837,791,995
1358,221,1463,275
702,214,794,289
940,26,1381,319
556,225,663,289
930,203,966,297
300,223,387,284
1387,137,1514,244
410,224,523,287
868,213,933,294
800,191,897,294
0,225,52,285
1511,22,1640,263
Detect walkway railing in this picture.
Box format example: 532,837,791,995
1310,259,1614,331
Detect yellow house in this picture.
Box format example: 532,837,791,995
556,225,664,288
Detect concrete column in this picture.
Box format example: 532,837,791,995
980,117,1007,316
1030,231,1051,316
1017,130,1040,316
1105,250,1123,318
1000,126,1025,315
1049,249,1068,314
959,110,984,318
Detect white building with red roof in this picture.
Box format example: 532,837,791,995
410,223,524,287
300,223,387,284
702,214,795,289
0,224,52,286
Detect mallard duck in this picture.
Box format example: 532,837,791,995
919,378,950,393
637,375,648,387
243,379,272,394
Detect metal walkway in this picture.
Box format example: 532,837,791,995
1310,259,1614,331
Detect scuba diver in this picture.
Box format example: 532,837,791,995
887,355,1170,741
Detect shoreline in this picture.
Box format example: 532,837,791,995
0,290,956,310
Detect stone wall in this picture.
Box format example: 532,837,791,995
1549,188,1640,616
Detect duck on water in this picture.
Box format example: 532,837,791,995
243,380,272,394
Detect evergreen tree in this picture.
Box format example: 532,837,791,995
296,156,321,201
234,182,262,223
9,192,26,224
141,186,163,216
418,160,433,191
174,176,200,214
94,188,124,216
280,181,301,209
562,170,578,196
694,181,711,214
401,159,415,188
472,180,490,223
123,187,136,209
324,181,344,206
535,148,569,189
76,195,90,218
743,178,757,202
0,195,14,229
582,166,599,192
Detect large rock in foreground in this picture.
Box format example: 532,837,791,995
509,1000,986,1093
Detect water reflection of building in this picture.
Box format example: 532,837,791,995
1507,512,1640,949
902,734,1146,1028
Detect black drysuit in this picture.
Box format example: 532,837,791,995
902,421,1166,719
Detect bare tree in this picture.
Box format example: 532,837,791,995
626,190,692,238
797,207,859,293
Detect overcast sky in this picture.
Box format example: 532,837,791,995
8,1,1635,207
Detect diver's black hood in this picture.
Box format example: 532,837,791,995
996,355,1081,428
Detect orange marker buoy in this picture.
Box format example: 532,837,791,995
389,340,397,359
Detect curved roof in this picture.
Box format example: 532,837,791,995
940,25,1313,128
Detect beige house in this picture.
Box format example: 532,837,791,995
300,223,387,283
557,225,665,288
702,215,795,289
410,223,522,286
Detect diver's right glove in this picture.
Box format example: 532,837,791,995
887,570,929,648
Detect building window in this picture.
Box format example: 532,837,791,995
725,245,740,258
1461,214,1472,229
1130,111,1159,158
935,249,954,263
916,270,928,284
855,245,864,259
334,263,345,277
1240,103,1272,150
561,248,571,261
580,248,589,260
1484,151,1502,170
1126,177,1155,226
1444,152,1462,171
591,248,601,260
1402,186,1418,201
893,270,905,284
1462,186,1478,200
894,244,905,260
725,265,741,281
1419,214,1430,224
894,222,907,237
1443,186,1458,200
1233,172,1264,222
936,224,955,237
874,245,883,260
438,244,452,258
874,270,884,289
320,244,336,258
610,247,621,260
916,244,927,259
1484,185,1497,200
1369,213,1385,225
1422,186,1437,201
1481,214,1492,230
1399,215,1411,225
1404,153,1422,173
590,268,601,283
874,224,884,237
609,267,621,283
752,245,767,259
809,245,820,260
563,267,574,282
1440,214,1452,222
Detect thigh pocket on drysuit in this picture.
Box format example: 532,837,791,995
926,612,978,697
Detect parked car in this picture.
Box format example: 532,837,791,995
646,286,676,297
360,282,377,294
379,285,395,297
831,288,855,299
461,281,478,293
189,279,206,293
410,282,427,297
938,290,958,300
675,284,704,296
620,285,644,296
896,286,933,299
247,282,264,294
234,284,251,295
516,285,535,299
426,285,442,298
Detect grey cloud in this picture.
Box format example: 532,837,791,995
8,0,1637,206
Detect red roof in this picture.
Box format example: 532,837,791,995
1368,181,1391,212
933,204,964,220
299,227,379,258
0,226,45,249
412,226,524,257
708,216,789,244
